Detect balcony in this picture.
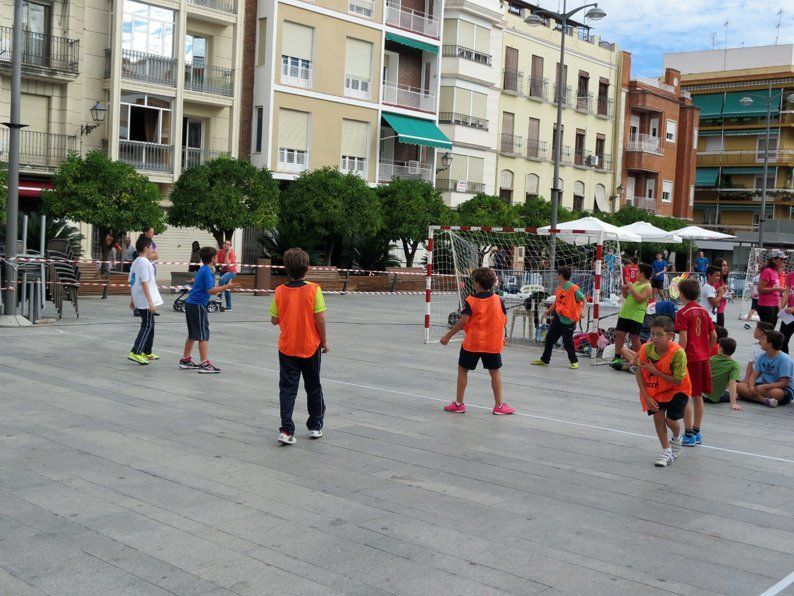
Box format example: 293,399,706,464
499,133,522,155
438,112,488,131
0,26,79,78
503,70,523,95
0,129,77,170
182,147,227,169
345,75,372,99
436,179,485,194
627,133,663,155
385,1,440,38
349,0,375,17
278,148,309,173
382,81,435,112
184,62,233,96
526,139,547,160
528,76,548,101
186,0,236,13
378,159,432,183
119,140,174,173
441,45,491,66
108,49,177,87
627,196,658,213
597,96,614,118
554,86,574,107
560,145,573,164
281,59,312,88
576,93,593,113
595,153,612,171
698,150,794,167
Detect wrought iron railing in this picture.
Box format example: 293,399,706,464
181,147,227,169
435,179,485,193
108,48,177,86
378,159,432,182
526,139,547,160
186,0,236,13
441,45,491,66
385,1,440,38
499,133,522,155
528,76,548,100
627,133,663,154
119,140,174,172
438,112,488,130
503,70,523,94
0,26,79,74
184,62,233,96
0,129,77,169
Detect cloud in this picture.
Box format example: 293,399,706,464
580,0,793,76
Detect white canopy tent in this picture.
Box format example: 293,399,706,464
618,221,682,244
670,226,737,270
537,216,642,244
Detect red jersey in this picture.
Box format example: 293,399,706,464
623,264,638,284
674,301,715,362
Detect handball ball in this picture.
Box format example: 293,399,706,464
601,345,615,361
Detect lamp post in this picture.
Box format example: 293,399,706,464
738,86,794,247
79,101,108,155
435,152,452,174
525,2,606,266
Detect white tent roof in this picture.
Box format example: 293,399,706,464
537,217,642,243
670,225,736,240
618,221,683,243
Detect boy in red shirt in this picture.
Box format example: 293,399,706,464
674,278,717,447
270,248,328,445
440,267,515,415
622,256,639,285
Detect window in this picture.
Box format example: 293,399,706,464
574,129,585,165
257,18,267,66
646,178,655,199
22,1,50,65
705,136,723,152
254,106,263,153
689,185,694,207
597,78,610,116
662,180,673,203
757,137,778,159
445,154,485,193
499,170,514,203
440,87,488,129
693,127,698,149
278,109,309,172
529,55,544,98
576,71,589,110
527,118,540,158
649,117,660,138
340,119,368,176
122,0,175,57
119,92,172,144
526,173,540,199
573,181,585,212
445,19,491,63
594,184,607,212
503,47,519,92
595,134,605,167
184,34,207,88
666,120,677,142
349,0,374,18
754,173,776,189
281,22,313,87
344,38,372,99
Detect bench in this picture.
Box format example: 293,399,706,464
386,267,426,292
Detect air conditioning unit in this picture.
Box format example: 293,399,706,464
586,154,600,167
408,161,421,175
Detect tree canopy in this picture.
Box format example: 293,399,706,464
168,156,279,246
455,193,520,227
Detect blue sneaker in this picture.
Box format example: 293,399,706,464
695,432,702,445
681,434,697,447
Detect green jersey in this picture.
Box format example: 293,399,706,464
619,281,651,324
705,355,740,403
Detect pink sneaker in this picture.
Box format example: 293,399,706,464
443,401,466,413
493,403,516,415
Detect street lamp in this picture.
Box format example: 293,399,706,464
436,152,452,174
738,87,794,247
524,2,606,266
80,101,107,136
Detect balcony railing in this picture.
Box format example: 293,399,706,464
441,45,492,66
597,96,614,118
528,76,548,100
382,81,435,112
349,0,375,17
108,49,177,86
627,196,658,213
385,1,440,38
698,150,794,167
627,133,663,155
435,179,485,194
526,139,547,160
576,92,593,112
560,145,573,164
119,140,174,173
500,133,522,155
182,147,227,169
0,129,77,169
184,62,233,96
0,26,79,75
438,112,488,131
574,147,587,166
378,159,432,182
503,70,523,94
554,85,574,107
187,0,236,13
595,153,612,171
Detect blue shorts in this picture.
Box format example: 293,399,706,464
185,303,210,341
458,347,502,370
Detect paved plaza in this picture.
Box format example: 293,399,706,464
2,295,794,595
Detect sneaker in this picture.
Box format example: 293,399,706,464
531,359,548,366
628,365,638,375
569,362,579,369
610,358,624,370
198,360,221,374
225,307,232,311
671,435,683,458
178,357,199,370
278,432,296,445
309,430,323,439
144,353,159,360
681,434,697,447
493,403,516,415
694,431,702,445
764,397,779,408
654,451,675,467
127,352,149,365
443,401,466,413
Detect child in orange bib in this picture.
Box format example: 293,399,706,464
632,315,692,468
532,266,585,368
440,267,515,415
270,248,328,446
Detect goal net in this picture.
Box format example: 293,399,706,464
742,248,794,316
424,226,623,348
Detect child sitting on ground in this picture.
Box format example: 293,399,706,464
744,322,774,382
737,329,794,408
441,267,515,415
532,265,585,369
632,316,691,468
704,337,742,411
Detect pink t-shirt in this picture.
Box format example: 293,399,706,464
758,267,781,307
715,278,728,313
788,272,794,308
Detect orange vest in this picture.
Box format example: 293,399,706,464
462,294,506,354
639,341,692,409
555,284,582,322
275,282,321,358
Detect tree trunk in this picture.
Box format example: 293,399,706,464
401,238,411,266
212,230,224,248
325,240,335,266
224,230,234,242
406,240,420,268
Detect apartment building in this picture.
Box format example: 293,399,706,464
248,0,451,188
437,0,503,205
0,0,245,269
620,58,699,219
494,1,621,212
664,44,794,232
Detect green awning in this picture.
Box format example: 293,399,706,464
723,167,766,175
692,93,723,118
722,91,779,118
385,32,439,54
695,168,719,186
382,112,452,149
699,129,779,137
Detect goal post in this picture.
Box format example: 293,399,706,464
424,225,623,346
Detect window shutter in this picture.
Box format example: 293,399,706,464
455,88,472,114
574,180,585,196
471,91,487,119
474,25,490,53
341,120,368,157
458,20,475,48
443,19,457,45
449,153,467,181
345,38,372,79
278,109,309,151
500,170,514,190
468,157,484,183
439,86,454,112
526,174,539,195
282,22,313,61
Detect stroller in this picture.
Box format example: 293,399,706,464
172,286,225,313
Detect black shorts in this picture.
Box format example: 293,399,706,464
751,298,758,310
647,392,688,420
458,347,502,370
616,316,643,336
185,303,210,341
651,278,664,290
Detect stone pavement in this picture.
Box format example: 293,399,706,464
1,294,794,595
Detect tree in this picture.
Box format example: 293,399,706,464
168,156,279,247
280,167,381,265
455,193,520,227
377,178,450,267
42,150,165,238
259,221,324,266
514,195,578,228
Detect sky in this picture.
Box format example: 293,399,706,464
567,0,794,77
